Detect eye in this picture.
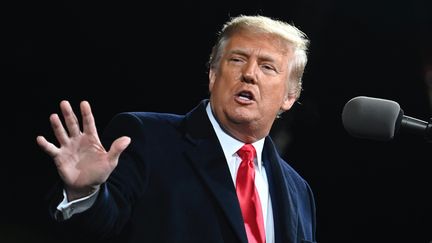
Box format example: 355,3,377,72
229,57,244,63
261,64,278,74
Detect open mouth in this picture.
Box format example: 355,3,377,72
236,90,255,101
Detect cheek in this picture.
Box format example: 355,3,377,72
260,84,288,106
216,71,241,91
225,69,241,82
221,63,242,78
211,80,230,99
263,82,286,97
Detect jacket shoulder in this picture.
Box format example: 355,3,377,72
101,111,185,144
114,111,183,124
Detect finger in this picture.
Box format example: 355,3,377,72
80,101,98,138
36,135,60,158
60,100,81,137
107,136,131,166
50,113,69,145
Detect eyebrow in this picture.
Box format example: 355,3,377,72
229,48,277,63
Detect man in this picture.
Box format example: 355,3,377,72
37,15,317,243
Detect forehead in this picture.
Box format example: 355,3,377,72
224,30,293,59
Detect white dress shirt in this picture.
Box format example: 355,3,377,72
206,103,275,243
56,102,275,242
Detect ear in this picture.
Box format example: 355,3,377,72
281,93,297,111
208,69,216,92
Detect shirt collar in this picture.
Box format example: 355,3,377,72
206,102,265,171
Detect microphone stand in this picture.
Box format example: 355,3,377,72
401,116,432,142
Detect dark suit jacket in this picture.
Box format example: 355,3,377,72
49,100,316,243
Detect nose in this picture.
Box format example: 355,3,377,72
241,61,257,84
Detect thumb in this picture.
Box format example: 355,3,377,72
107,136,131,165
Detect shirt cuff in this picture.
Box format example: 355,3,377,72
56,188,100,220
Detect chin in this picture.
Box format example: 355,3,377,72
227,111,257,124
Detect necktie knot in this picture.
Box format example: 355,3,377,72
237,144,256,163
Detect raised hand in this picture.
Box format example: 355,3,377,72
37,100,131,201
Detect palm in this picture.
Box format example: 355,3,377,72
54,132,113,188
37,100,130,199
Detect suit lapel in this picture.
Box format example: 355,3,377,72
182,100,248,243
263,137,299,243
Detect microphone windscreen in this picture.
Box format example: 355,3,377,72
342,96,403,141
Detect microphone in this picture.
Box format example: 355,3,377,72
341,96,432,141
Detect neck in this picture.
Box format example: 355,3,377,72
207,101,272,143
218,119,270,144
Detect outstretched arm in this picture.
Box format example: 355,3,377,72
37,100,131,201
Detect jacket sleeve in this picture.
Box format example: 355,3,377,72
46,112,151,241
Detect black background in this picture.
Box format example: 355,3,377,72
2,0,432,242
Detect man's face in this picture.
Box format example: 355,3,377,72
209,30,297,142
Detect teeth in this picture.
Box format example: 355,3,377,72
237,91,253,101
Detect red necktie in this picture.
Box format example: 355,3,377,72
236,144,265,243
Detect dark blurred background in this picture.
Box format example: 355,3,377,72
2,0,432,242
